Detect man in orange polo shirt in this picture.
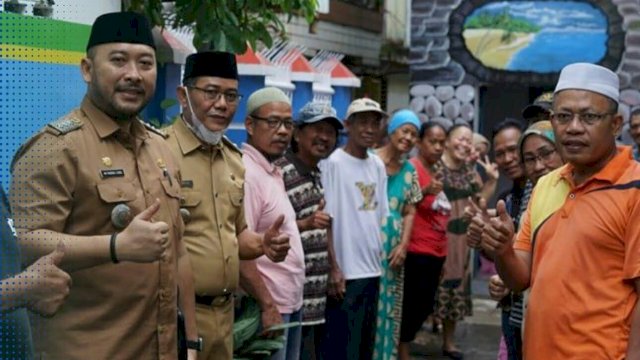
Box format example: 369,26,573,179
479,62,640,359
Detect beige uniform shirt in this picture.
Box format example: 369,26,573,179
165,117,246,297
10,97,184,360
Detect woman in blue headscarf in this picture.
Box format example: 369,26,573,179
373,109,423,360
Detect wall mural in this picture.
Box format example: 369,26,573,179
463,1,608,73
409,0,635,129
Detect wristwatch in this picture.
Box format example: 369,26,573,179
186,337,203,352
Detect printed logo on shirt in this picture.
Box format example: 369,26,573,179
356,182,378,211
6,217,16,237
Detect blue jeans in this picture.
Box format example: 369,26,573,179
271,310,302,360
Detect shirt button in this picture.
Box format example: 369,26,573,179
569,193,575,199
218,224,223,229
223,288,229,294
225,256,231,263
215,193,218,198
158,325,165,333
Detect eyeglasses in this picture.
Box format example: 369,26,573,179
522,147,557,168
551,112,614,126
187,86,242,104
250,115,295,130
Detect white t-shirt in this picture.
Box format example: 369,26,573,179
319,148,389,280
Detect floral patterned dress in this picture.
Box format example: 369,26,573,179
434,159,481,322
373,160,422,360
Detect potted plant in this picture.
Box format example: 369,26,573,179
33,0,54,18
3,0,27,14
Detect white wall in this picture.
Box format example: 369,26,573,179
386,73,410,112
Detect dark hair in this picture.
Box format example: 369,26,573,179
631,107,640,118
446,123,471,139
419,121,446,139
492,118,524,139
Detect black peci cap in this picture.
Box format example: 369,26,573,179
86,11,155,52
182,51,238,84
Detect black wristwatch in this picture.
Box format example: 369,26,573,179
186,337,203,352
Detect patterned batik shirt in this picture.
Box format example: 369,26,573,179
275,151,330,325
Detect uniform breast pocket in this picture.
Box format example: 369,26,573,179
96,181,138,229
96,181,137,204
180,190,201,208
161,177,182,199
229,191,243,208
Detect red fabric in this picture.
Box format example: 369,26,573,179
407,157,449,257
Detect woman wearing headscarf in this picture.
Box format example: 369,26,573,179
373,109,423,360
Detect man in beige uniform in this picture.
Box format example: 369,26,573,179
165,52,290,359
10,12,198,360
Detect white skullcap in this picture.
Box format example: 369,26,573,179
554,63,619,104
246,87,291,115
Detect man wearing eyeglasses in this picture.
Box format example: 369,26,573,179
481,63,640,359
240,87,305,360
165,53,291,360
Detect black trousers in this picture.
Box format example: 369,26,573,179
320,277,380,360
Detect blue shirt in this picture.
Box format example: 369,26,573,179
0,186,34,359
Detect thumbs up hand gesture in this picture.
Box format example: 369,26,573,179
299,199,332,231
480,200,515,260
263,215,290,263
117,199,171,263
465,197,490,249
25,241,72,317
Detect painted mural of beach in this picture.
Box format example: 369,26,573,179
463,1,608,73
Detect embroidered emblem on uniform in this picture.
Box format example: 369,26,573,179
102,157,113,167
47,117,82,134
356,182,378,211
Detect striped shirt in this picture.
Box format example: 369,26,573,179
275,151,330,326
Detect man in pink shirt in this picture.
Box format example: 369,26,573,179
240,87,305,360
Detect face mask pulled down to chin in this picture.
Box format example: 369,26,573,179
184,89,224,145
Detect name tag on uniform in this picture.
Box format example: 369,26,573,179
181,180,194,188
100,169,125,178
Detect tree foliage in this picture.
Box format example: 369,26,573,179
464,10,540,34
124,0,318,53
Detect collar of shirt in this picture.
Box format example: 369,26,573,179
242,143,280,176
558,145,633,188
80,96,148,141
284,151,319,178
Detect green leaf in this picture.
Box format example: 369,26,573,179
160,98,178,110
239,338,285,354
